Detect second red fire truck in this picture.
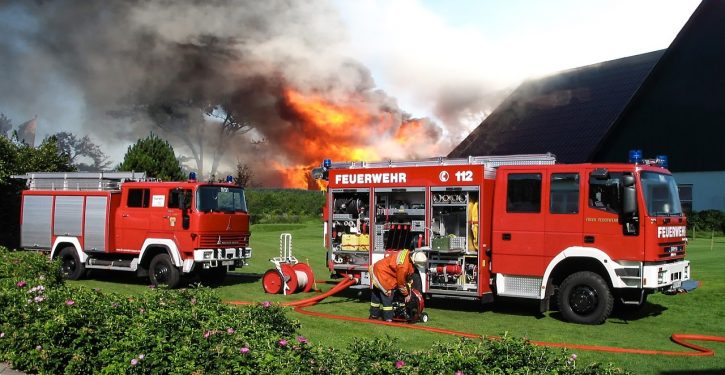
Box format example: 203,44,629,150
313,152,692,324
13,171,252,288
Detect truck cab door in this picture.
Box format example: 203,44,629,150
544,172,583,263
583,169,643,261
491,169,546,276
116,188,150,252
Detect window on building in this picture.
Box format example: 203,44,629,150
127,188,150,208
550,173,579,214
678,184,693,214
507,173,541,213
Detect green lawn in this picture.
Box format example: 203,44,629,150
71,221,725,374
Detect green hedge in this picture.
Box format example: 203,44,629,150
687,210,725,235
0,248,628,374
246,189,325,224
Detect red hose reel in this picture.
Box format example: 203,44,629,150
262,233,316,295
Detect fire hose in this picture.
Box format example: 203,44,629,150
226,278,725,357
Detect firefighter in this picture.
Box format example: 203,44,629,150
369,249,427,321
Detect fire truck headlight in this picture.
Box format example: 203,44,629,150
203,250,213,260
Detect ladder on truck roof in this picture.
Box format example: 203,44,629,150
11,171,147,191
326,153,557,170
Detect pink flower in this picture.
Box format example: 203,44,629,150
36,345,42,350
131,358,138,366
570,354,577,360
240,347,250,355
65,299,75,306
16,281,26,288
278,339,288,347
261,301,271,308
455,371,465,375
395,360,405,369
138,354,145,360
296,336,308,344
203,331,211,339
227,327,235,334
0,332,4,338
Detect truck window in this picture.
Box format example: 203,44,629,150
550,173,579,214
506,173,541,213
168,189,192,209
127,188,150,208
588,172,624,214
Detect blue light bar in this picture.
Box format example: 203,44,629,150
656,155,668,168
628,149,643,164
323,159,332,169
226,175,234,183
188,172,197,181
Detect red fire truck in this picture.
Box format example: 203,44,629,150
13,171,252,288
312,153,692,324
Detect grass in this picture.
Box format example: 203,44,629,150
70,220,725,374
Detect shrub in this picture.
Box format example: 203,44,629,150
687,210,725,235
0,249,628,374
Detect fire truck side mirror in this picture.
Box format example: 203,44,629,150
621,175,636,216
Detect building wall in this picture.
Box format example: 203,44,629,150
672,171,725,211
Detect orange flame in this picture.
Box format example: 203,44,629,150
274,89,436,189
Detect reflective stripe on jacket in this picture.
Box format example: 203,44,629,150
370,250,413,296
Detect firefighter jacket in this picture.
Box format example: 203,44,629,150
370,249,414,296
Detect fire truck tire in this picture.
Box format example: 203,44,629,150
199,267,227,286
558,271,613,325
149,253,181,288
59,247,86,280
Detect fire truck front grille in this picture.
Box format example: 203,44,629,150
199,234,248,248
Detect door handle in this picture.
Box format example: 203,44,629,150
584,235,595,244
502,233,511,241
122,214,129,218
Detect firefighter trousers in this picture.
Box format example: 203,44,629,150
370,287,394,321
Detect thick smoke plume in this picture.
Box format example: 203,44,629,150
0,0,455,186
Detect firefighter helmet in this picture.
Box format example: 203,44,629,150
411,251,427,267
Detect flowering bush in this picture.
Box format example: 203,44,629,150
0,248,628,374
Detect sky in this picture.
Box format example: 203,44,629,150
335,0,701,129
0,0,702,182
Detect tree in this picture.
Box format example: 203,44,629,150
0,134,74,248
118,133,185,181
233,159,254,188
0,113,12,137
53,131,111,171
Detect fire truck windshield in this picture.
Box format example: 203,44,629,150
640,172,683,216
196,186,247,213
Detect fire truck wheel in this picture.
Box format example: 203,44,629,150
149,253,181,288
558,271,613,325
59,247,86,280
199,267,227,286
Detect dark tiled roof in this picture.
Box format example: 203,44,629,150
449,50,665,163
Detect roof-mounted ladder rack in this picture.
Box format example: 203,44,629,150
326,153,556,170
11,171,147,191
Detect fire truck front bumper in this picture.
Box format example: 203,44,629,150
190,248,253,271
641,259,691,293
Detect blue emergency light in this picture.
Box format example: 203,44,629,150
188,172,197,182
226,175,234,183
628,149,643,164
656,155,668,168
323,159,332,169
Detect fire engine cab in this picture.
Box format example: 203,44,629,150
13,171,252,288
313,152,692,324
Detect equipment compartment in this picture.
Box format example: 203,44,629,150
373,187,426,252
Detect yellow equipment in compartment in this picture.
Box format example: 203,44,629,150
340,234,370,251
